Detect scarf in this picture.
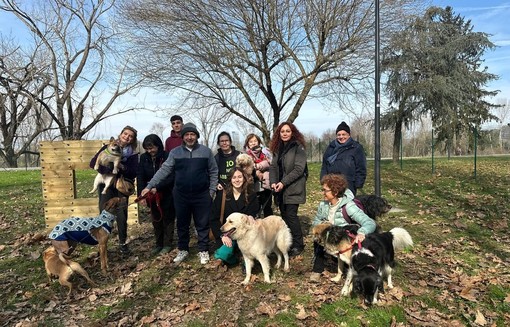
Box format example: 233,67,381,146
326,138,353,165
122,145,134,162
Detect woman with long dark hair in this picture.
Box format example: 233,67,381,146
268,122,307,257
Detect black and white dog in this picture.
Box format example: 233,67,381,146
356,195,392,220
341,227,413,304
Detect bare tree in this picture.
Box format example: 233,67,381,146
193,104,230,149
119,0,421,144
0,0,146,140
0,36,53,167
149,122,165,141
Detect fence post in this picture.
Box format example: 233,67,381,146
431,128,435,174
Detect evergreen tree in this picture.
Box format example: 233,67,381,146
382,6,499,162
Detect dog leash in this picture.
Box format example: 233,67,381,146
257,189,275,218
345,230,362,250
133,193,164,222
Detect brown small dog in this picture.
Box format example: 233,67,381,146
43,246,96,296
90,137,122,194
48,197,126,275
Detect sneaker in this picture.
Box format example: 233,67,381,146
151,246,163,256
159,246,172,255
173,250,189,263
198,251,210,265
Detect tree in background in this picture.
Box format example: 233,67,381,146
381,6,499,163
0,36,53,167
0,0,145,142
119,0,422,144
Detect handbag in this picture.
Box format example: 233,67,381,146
116,175,135,196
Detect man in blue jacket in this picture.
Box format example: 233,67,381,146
141,123,218,265
320,121,366,196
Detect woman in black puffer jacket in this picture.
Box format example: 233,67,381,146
137,134,175,256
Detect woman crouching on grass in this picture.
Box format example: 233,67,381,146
310,173,376,281
210,167,259,266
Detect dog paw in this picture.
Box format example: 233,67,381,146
341,287,351,296
387,283,394,289
241,280,250,285
330,275,342,283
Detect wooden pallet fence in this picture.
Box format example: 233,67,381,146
40,140,138,228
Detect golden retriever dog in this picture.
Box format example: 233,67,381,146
43,246,96,296
48,197,126,275
220,212,292,284
90,137,122,194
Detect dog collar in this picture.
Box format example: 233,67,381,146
336,246,353,256
364,264,377,271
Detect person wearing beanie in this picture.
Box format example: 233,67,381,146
165,115,183,152
141,122,218,265
320,121,366,196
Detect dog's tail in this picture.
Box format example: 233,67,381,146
58,253,97,286
389,227,413,251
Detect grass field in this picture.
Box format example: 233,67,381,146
0,156,509,326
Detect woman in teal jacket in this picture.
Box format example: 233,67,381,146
311,173,376,274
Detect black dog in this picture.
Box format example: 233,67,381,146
356,195,392,220
341,227,413,304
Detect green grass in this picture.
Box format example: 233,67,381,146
0,156,509,326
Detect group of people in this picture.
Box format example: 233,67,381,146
89,116,373,277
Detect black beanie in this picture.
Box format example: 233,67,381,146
181,123,200,139
336,121,350,134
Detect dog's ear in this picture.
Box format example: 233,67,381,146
377,276,384,293
103,197,122,212
109,136,115,142
354,278,363,294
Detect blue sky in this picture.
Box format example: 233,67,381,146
1,1,509,139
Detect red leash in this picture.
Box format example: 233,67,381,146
134,192,164,222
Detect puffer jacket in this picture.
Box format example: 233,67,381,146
269,141,307,205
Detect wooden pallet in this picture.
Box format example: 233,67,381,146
40,140,138,228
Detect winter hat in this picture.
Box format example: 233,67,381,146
336,121,350,134
181,123,200,139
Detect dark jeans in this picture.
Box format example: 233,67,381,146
279,203,303,250
312,241,339,273
173,189,212,252
150,192,175,248
98,184,129,245
257,189,274,218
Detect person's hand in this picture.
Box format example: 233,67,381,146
221,235,233,247
353,233,365,244
141,188,150,197
217,183,223,190
273,182,284,192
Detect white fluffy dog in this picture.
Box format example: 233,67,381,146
236,153,255,177
220,213,292,284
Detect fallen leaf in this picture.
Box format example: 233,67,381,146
474,310,486,326
256,302,276,318
459,286,477,302
184,300,201,313
278,294,291,302
295,304,309,320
